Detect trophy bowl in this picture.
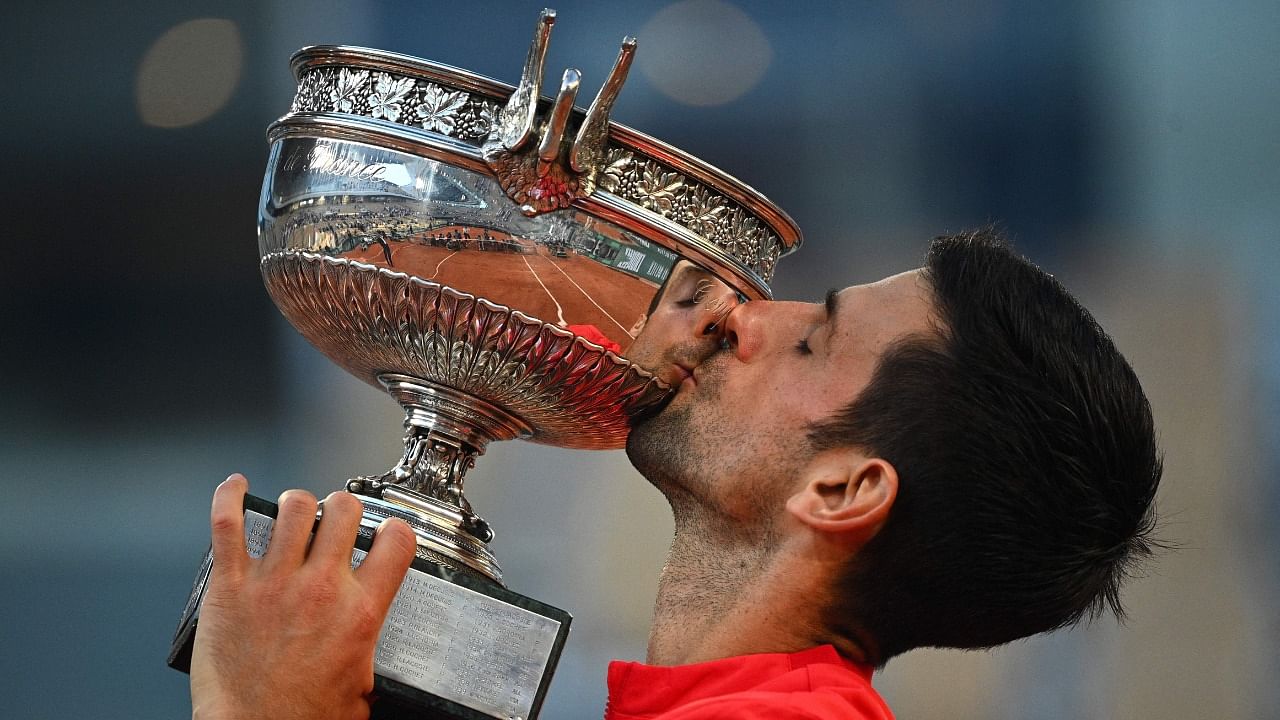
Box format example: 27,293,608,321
172,10,801,720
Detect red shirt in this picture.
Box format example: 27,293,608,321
603,646,895,720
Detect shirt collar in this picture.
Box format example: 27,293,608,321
606,645,873,717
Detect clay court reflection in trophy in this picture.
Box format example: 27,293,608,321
169,10,800,720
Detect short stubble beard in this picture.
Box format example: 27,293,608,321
625,351,727,511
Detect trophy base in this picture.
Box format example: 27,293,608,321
169,494,571,720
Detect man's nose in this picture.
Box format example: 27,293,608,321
721,299,763,361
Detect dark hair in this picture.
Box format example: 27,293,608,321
809,229,1162,662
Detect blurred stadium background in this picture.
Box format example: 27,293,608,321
2,1,1277,718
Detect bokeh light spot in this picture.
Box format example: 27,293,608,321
136,18,243,128
638,0,772,107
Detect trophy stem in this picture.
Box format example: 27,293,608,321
346,373,533,584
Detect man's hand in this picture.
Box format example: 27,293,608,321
190,474,417,720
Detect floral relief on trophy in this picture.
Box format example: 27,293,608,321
415,83,466,135
598,149,641,196
597,146,777,271
330,68,370,114
290,67,330,113
291,67,501,143
675,185,726,237
367,72,415,123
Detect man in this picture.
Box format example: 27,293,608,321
190,230,1161,719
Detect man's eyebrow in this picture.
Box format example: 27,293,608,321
824,288,841,325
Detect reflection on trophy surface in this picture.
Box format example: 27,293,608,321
169,9,799,720
627,260,742,389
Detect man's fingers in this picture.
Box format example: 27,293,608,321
354,519,417,610
262,489,318,570
209,474,250,582
309,491,363,567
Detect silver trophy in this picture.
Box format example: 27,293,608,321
170,10,800,720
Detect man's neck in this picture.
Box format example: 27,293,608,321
645,510,842,666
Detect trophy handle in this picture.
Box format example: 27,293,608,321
345,373,532,584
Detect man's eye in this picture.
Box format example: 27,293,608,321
795,338,812,355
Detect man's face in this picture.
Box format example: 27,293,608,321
625,260,740,388
626,269,936,528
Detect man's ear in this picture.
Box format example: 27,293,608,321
786,450,898,544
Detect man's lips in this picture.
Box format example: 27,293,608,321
674,363,693,384
667,362,695,390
